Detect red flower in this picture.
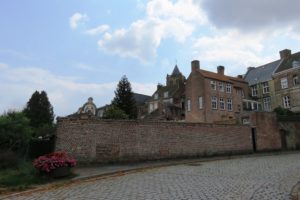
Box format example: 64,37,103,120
33,151,76,173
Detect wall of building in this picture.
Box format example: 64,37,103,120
249,112,282,151
56,118,254,163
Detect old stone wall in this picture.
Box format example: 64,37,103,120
56,118,254,163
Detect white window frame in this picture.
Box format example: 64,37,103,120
282,96,290,108
219,98,225,110
187,99,191,111
251,85,257,96
281,77,288,89
218,82,224,92
226,83,232,93
263,97,271,111
211,80,217,90
198,96,203,109
227,99,233,111
211,96,217,110
262,82,269,94
163,91,168,98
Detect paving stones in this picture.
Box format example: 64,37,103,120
3,153,300,200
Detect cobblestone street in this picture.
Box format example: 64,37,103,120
3,153,300,200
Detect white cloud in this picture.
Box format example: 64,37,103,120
0,65,155,117
97,0,203,62
85,25,110,36
69,12,89,29
192,30,278,75
0,63,9,70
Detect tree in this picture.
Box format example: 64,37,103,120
112,76,137,119
24,91,54,127
0,111,33,153
23,91,55,136
102,105,128,119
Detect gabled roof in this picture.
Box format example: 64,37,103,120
133,93,151,104
275,51,300,73
198,69,246,83
244,59,281,85
171,65,181,76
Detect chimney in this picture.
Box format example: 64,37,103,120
280,49,291,59
191,60,200,72
237,75,243,79
217,66,225,75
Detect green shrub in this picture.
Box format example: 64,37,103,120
273,106,295,116
0,111,33,154
103,105,128,119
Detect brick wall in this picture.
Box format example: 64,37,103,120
55,117,254,163
249,112,282,151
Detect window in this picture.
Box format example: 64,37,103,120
198,97,203,109
226,83,232,93
281,77,288,89
241,90,245,98
211,80,217,90
218,82,224,92
154,102,158,109
149,104,154,113
187,99,191,111
263,97,271,111
154,93,158,99
251,85,257,96
163,91,168,98
282,96,290,108
211,96,217,109
227,99,233,111
262,82,269,94
219,98,225,110
293,75,299,86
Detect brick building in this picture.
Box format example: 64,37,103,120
185,60,248,123
273,49,300,112
146,65,186,120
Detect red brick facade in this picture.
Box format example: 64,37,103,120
55,117,255,163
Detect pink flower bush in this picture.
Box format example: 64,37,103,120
33,151,76,173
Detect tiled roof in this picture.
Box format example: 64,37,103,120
244,60,281,85
275,52,300,73
198,69,246,83
133,93,151,104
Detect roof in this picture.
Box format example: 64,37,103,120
133,93,151,104
171,65,181,76
275,51,300,73
198,69,246,83
244,59,281,85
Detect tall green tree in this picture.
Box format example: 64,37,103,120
23,91,55,136
112,76,137,119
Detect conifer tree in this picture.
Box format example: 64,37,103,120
24,90,54,128
112,76,137,119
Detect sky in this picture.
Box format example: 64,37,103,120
1,0,300,117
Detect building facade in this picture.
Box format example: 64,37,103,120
273,50,300,112
185,60,248,123
146,65,185,120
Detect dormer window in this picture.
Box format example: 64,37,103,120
281,77,288,89
154,93,158,99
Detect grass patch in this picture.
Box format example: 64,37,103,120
0,162,46,191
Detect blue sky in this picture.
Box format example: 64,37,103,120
1,0,300,117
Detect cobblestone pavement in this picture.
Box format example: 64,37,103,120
3,153,300,200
